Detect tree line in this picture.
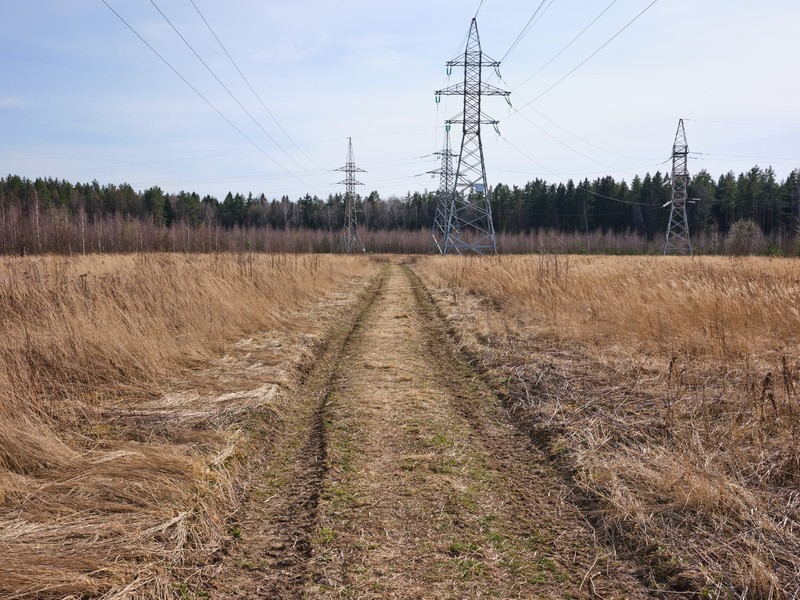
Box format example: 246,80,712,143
1,166,799,254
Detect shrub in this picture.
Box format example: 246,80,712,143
725,219,765,256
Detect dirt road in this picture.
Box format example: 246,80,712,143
210,263,652,599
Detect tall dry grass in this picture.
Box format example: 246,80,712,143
0,253,377,598
415,255,800,597
423,255,800,359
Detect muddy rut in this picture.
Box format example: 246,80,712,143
210,264,653,599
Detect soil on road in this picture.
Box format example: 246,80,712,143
210,263,652,599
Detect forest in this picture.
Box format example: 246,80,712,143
1,165,799,254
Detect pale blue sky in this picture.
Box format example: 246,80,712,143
1,0,798,200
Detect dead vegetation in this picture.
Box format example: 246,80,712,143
0,252,377,598
415,254,800,598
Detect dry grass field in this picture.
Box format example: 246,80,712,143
415,255,800,598
2,252,799,598
0,253,377,598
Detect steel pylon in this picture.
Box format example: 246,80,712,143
434,18,509,255
430,126,457,253
664,119,692,255
335,137,366,253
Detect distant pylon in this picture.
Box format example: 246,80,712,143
335,137,365,253
430,125,457,253
434,18,510,255
663,119,693,255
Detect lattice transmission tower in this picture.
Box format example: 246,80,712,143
663,119,693,255
336,137,366,253
434,18,510,254
430,126,457,254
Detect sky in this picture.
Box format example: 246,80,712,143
1,0,799,202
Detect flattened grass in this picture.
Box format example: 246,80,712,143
0,252,375,598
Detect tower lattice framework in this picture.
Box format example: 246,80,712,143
430,126,457,254
664,119,692,255
336,137,366,253
434,18,509,254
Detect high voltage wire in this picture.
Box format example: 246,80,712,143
103,0,667,199
510,0,660,111
99,0,319,190
2,146,254,162
106,1,445,198
187,0,326,172
504,95,621,170
311,126,439,145
499,0,555,63
685,118,800,130
693,152,800,162
512,0,620,91
494,160,670,177
498,133,664,206
147,0,324,186
498,133,559,179
505,89,663,166
483,0,659,176
129,167,423,193
523,104,661,161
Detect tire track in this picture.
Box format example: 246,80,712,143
306,264,653,599
209,268,386,599
212,262,653,598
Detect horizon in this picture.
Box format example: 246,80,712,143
2,1,799,202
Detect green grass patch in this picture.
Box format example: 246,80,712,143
314,527,337,544
448,539,481,556
453,557,486,580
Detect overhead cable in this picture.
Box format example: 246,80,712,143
685,118,800,130
513,0,659,110
100,0,311,188
147,0,323,185
188,0,327,172
512,0,619,90
522,104,662,161
498,134,664,205
499,0,554,63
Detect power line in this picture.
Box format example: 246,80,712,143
498,133,561,180
522,207,637,218
692,151,800,162
499,0,554,63
503,89,665,166
512,0,659,110
520,104,662,161
493,160,670,177
685,118,800,130
693,157,800,167
147,0,323,185
509,100,622,171
491,1,664,171
474,0,486,18
498,133,656,206
500,85,665,171
0,145,254,162
100,0,313,188
304,125,440,146
512,0,619,91
187,0,326,172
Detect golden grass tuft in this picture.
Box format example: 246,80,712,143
415,254,800,597
0,252,377,598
